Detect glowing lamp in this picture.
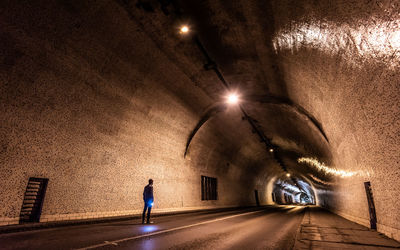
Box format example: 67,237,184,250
226,93,239,104
180,25,189,34
269,148,274,153
286,173,291,177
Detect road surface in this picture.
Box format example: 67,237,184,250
0,206,304,250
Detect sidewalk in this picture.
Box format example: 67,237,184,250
294,206,400,249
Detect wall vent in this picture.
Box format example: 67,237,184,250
20,177,48,223
201,176,217,200
254,190,260,206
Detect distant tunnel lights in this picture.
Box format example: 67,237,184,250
298,157,368,178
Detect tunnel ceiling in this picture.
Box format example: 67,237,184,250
121,0,346,187
3,0,393,192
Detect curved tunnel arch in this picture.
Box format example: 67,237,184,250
184,95,330,158
184,94,334,206
269,173,317,205
0,0,399,243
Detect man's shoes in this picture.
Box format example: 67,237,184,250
146,221,154,224
141,220,145,224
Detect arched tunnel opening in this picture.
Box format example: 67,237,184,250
271,175,316,206
0,0,399,248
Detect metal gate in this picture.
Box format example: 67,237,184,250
20,177,49,223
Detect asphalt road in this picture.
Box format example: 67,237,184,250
0,206,305,250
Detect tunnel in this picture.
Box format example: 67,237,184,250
0,0,399,249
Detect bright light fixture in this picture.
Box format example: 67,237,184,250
269,148,274,153
226,93,239,104
180,25,189,34
286,173,291,177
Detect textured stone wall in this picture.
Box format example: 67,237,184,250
0,0,271,225
271,0,400,241
1,0,399,243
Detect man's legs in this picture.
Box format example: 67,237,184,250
146,206,152,223
142,203,148,224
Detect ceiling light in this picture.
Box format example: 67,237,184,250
226,93,239,104
180,25,189,34
269,148,274,153
286,173,291,177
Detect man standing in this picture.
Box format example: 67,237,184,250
142,179,154,224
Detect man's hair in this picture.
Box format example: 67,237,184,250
149,179,153,184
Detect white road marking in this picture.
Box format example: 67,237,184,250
103,241,118,246
75,209,266,249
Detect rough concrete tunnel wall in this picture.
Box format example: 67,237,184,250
1,0,399,243
0,1,266,225
270,0,400,241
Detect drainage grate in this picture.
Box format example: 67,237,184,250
20,177,48,223
201,176,217,200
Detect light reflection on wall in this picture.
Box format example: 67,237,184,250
281,183,301,194
308,174,332,186
273,19,400,68
298,157,367,178
296,179,315,204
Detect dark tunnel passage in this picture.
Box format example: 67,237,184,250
0,0,399,247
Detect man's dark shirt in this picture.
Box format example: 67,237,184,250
143,184,153,202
